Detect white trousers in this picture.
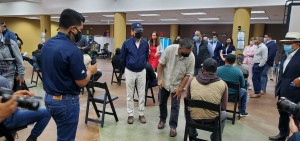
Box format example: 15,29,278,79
125,68,146,116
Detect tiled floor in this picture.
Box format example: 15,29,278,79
2,58,280,141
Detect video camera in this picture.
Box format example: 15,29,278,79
0,87,40,111
90,55,97,65
277,97,300,120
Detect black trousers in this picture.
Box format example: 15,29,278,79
278,110,289,137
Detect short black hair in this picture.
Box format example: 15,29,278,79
202,58,218,73
179,38,193,49
0,21,5,25
265,33,272,38
38,43,43,50
213,34,218,37
59,9,85,29
225,54,236,64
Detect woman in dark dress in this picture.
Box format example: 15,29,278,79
219,37,236,66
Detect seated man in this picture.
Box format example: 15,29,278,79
32,43,43,69
216,54,249,117
187,58,228,141
233,54,249,89
145,63,157,88
0,75,51,141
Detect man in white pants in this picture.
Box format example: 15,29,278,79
120,22,149,124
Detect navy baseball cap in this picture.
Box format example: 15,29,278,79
131,22,143,31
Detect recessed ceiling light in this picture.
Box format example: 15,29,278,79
128,19,144,22
25,17,39,19
160,19,178,21
251,17,269,20
198,18,220,21
181,12,207,15
251,11,266,14
103,15,114,17
51,16,60,19
138,14,160,16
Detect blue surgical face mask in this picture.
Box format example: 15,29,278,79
212,38,217,42
284,45,294,54
264,38,267,43
193,36,200,42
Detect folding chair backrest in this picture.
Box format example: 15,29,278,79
224,81,240,91
184,98,221,121
86,81,109,95
184,98,220,113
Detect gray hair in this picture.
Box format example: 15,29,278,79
179,38,193,49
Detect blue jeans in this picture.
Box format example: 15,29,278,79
252,64,265,94
159,88,180,129
45,94,80,141
239,88,248,114
4,107,51,138
228,88,247,114
261,65,270,92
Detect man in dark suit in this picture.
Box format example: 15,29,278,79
269,32,300,141
210,34,223,64
192,30,210,76
261,34,277,94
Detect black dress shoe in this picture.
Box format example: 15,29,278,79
269,134,286,141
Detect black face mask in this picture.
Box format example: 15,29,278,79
135,31,142,39
181,52,190,57
70,27,82,43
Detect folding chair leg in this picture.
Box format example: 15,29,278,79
151,87,155,103
109,99,119,122
111,71,114,85
101,98,107,128
144,89,148,106
184,123,188,141
85,99,90,124
30,70,35,84
91,100,101,118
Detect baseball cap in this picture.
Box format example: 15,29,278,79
131,22,143,31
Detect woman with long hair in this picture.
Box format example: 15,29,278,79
148,31,162,69
220,37,236,66
243,38,257,90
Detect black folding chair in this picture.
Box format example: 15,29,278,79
224,81,241,125
183,98,222,141
0,123,27,141
85,81,119,127
133,80,155,106
111,62,125,86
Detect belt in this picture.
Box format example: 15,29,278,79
46,93,78,101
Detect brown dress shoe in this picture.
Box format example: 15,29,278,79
169,128,177,137
250,93,261,98
157,120,165,129
127,116,134,124
139,115,146,124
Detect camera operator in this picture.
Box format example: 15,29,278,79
0,75,51,141
269,32,300,141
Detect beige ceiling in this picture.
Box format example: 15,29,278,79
17,6,285,25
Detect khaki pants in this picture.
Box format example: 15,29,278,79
125,68,146,116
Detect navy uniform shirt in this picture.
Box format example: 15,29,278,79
120,37,149,72
41,32,87,96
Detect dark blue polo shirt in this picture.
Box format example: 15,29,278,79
120,37,149,72
41,32,87,96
